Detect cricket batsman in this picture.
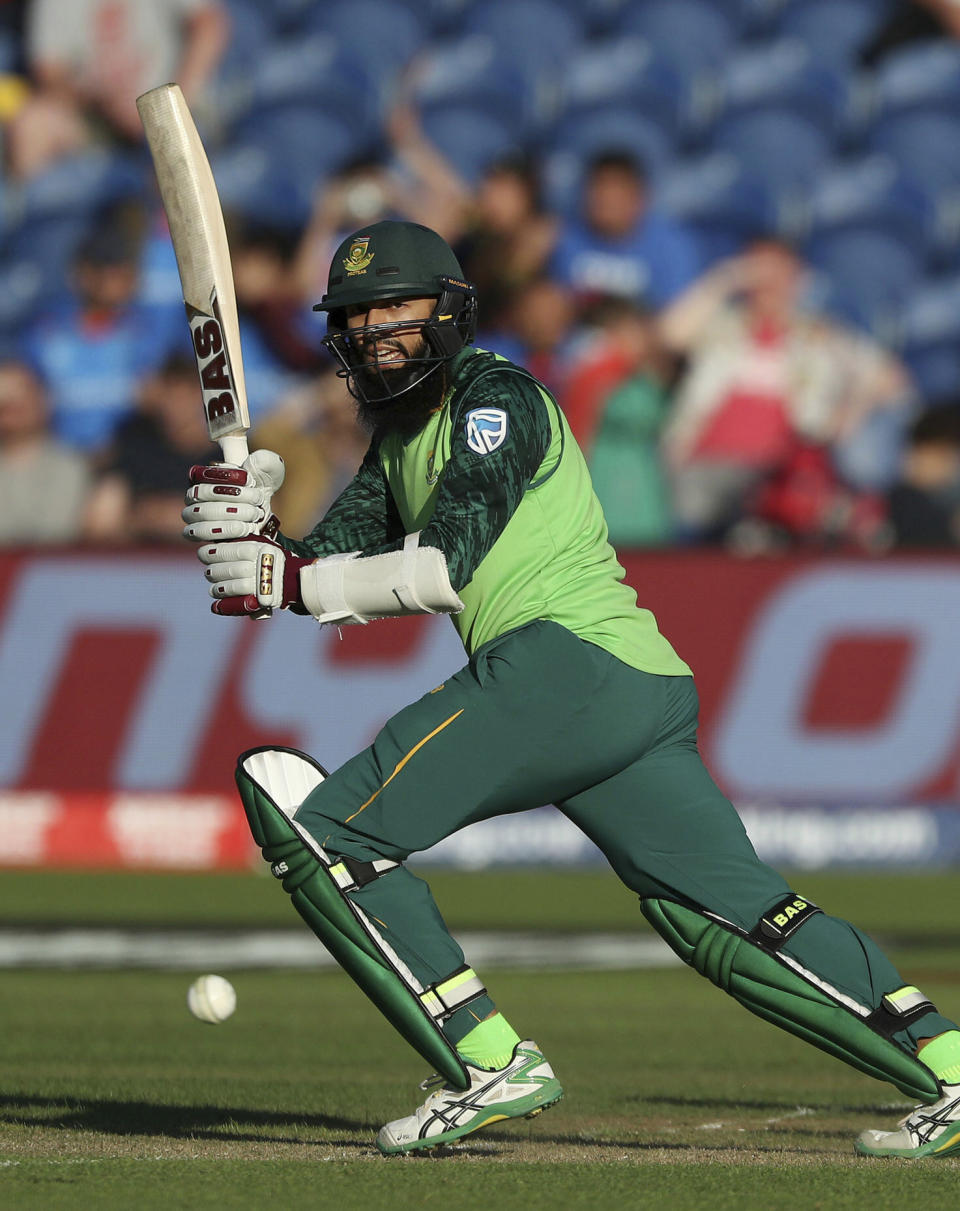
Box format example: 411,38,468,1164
183,220,960,1158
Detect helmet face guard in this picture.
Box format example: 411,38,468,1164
314,221,478,407
320,277,478,406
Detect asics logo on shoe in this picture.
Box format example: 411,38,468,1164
376,1040,563,1154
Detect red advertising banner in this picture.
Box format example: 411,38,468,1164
2,548,959,868
0,791,249,869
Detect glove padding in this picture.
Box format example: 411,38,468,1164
183,448,285,542
198,537,310,615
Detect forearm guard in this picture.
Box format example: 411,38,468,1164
299,532,464,625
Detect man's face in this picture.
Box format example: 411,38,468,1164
340,295,447,436
345,296,436,370
584,167,646,239
743,242,803,315
0,364,46,442
74,260,139,311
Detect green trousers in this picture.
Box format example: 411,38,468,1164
295,620,954,1047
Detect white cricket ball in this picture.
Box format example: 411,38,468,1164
187,974,237,1024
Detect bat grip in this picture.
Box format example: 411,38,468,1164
216,432,272,621
219,433,251,466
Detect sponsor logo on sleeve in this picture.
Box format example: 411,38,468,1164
464,407,508,455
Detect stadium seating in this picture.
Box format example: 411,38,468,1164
716,39,860,145
897,275,960,401
0,25,17,73
546,0,641,36
800,153,938,328
408,35,540,135
548,108,677,181
863,42,960,192
656,151,782,263
709,107,834,192
804,228,925,323
4,0,960,388
219,0,280,76
0,214,92,326
559,38,697,147
774,0,890,67
462,0,585,72
866,110,960,194
613,0,741,75
802,155,936,258
418,107,521,184
212,107,361,228
303,0,430,84
220,35,379,136
871,39,960,116
9,150,143,228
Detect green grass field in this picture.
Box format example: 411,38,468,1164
1,869,958,1209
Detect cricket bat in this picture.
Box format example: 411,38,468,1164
138,83,272,617
136,82,251,469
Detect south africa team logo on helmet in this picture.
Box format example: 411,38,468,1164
343,237,374,276
465,408,508,455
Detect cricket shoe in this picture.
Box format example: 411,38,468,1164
376,1040,563,1155
855,1083,960,1159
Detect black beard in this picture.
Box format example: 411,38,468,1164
354,349,448,441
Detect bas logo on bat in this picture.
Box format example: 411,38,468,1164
187,297,237,428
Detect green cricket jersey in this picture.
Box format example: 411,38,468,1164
282,349,690,676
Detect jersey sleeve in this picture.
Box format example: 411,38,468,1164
345,369,552,590
278,440,402,558
421,372,552,588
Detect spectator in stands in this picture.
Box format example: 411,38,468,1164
659,238,914,546
8,0,228,178
252,366,369,537
561,298,674,548
562,297,662,448
453,155,559,336
860,1,960,67
83,352,216,544
886,404,960,547
0,359,91,545
480,277,575,395
137,206,319,420
549,150,701,308
295,157,411,303
295,98,472,306
230,220,327,376
22,215,165,454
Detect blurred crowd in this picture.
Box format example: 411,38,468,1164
2,0,960,553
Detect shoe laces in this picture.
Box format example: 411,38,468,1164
418,1073,446,1093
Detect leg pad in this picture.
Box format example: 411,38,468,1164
237,746,471,1090
642,897,941,1103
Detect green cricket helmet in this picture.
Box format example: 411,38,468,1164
314,220,478,405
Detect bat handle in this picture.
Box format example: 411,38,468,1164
219,433,251,466
217,432,273,621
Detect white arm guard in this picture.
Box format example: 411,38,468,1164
299,532,464,625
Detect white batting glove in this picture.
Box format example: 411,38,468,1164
182,448,285,542
197,537,310,615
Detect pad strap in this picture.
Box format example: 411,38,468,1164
419,966,488,1024
328,855,400,892
867,986,938,1039
749,893,823,950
